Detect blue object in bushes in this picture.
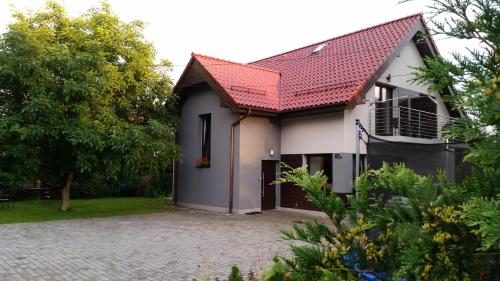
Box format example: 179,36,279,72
343,254,405,281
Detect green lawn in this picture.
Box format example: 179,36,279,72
0,197,174,224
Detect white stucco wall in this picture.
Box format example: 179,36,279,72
344,95,371,154
280,112,345,154
377,43,450,117
280,104,371,155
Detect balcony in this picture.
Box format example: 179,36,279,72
368,86,457,142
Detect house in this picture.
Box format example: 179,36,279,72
173,14,459,214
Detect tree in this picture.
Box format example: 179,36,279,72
409,0,499,167
0,1,178,211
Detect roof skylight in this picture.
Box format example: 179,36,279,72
312,43,327,54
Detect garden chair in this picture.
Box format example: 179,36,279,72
0,190,12,210
41,188,52,205
41,184,61,206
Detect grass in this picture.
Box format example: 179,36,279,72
0,197,174,224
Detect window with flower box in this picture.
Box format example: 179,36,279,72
196,114,211,168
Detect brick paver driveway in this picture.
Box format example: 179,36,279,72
0,209,318,280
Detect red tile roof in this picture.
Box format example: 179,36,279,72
180,14,424,112
192,54,281,110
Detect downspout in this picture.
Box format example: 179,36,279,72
229,109,251,214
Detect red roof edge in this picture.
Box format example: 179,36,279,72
189,54,241,110
249,13,424,64
192,53,281,74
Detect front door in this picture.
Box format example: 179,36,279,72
261,160,277,210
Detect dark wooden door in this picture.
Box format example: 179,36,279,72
281,154,319,211
261,160,277,210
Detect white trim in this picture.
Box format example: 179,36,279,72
373,135,441,144
276,207,328,218
235,208,261,214
177,202,227,213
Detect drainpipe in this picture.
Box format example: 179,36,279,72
229,109,251,214
355,119,361,196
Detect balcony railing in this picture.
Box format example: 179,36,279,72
369,105,457,140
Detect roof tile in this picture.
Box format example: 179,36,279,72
187,14,423,112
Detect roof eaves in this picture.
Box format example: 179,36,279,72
417,16,441,56
190,56,241,112
172,55,195,93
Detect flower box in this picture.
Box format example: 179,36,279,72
195,157,210,168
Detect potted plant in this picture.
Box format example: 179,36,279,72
195,157,210,168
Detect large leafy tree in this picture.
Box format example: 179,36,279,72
0,2,178,211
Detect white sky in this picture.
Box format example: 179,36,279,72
0,0,473,81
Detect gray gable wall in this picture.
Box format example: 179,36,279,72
177,88,240,211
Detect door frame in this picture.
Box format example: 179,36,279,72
261,160,278,210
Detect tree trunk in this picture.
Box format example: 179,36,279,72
60,172,74,212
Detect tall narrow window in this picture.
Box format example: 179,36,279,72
374,85,394,136
200,114,211,162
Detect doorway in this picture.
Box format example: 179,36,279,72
261,160,277,210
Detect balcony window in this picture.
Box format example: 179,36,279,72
371,86,443,139
398,95,438,138
374,85,394,136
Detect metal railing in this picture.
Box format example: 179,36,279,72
369,105,458,140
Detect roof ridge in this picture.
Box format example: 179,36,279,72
249,13,423,64
192,53,282,74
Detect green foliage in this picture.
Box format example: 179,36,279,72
280,165,346,228
263,258,299,281
461,196,500,250
264,163,500,281
0,2,178,197
228,265,244,281
461,167,500,198
408,0,500,167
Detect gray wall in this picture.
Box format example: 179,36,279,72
177,88,240,210
332,153,354,193
237,117,281,211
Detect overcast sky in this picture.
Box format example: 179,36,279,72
0,0,473,81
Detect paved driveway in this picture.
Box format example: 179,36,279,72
0,209,318,280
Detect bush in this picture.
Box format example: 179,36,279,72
70,168,173,199
228,265,244,281
263,163,499,281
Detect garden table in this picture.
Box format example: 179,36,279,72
24,187,49,203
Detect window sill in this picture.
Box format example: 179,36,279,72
195,165,210,169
